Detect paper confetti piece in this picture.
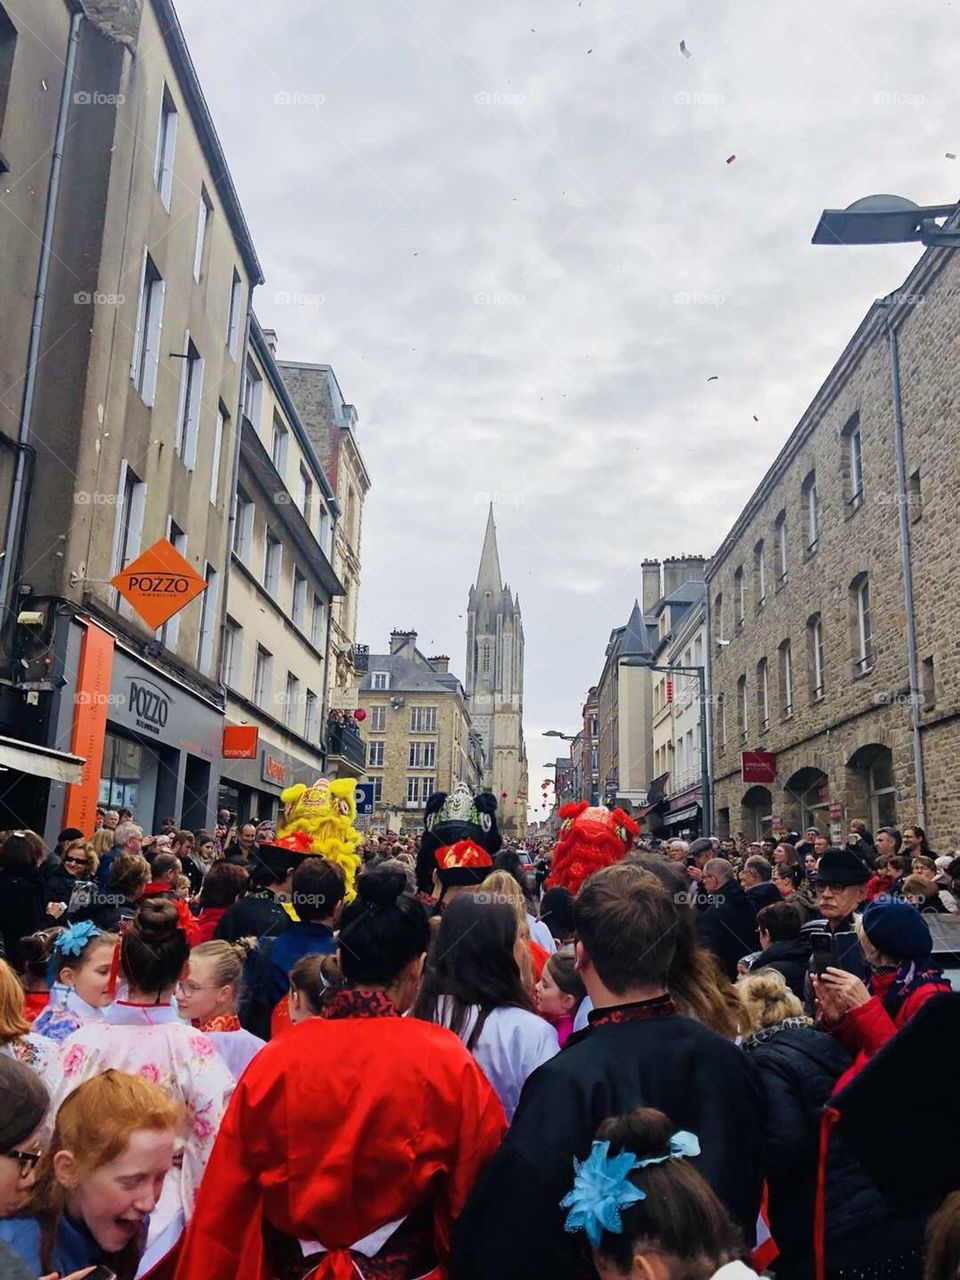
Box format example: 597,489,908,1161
707,375,719,382
947,152,957,159
680,39,691,57
726,154,736,164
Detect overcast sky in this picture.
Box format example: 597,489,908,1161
177,0,955,821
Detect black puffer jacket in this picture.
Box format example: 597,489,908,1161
745,880,781,911
742,1021,887,1279
0,867,46,972
750,935,812,999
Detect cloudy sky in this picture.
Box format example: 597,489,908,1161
177,0,954,819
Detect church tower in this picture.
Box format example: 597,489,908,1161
466,506,528,837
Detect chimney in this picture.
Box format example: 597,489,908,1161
427,655,450,673
641,560,661,614
662,555,707,597
262,328,278,355
389,629,417,657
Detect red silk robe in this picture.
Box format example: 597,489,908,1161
175,993,506,1280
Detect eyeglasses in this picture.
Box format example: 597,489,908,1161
176,981,217,996
3,1148,42,1174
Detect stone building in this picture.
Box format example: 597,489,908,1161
217,320,346,821
278,360,371,710
648,585,707,838
356,631,483,833
0,0,263,838
465,506,528,836
708,232,960,847
596,598,655,812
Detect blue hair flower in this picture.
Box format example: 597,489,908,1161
561,1131,701,1249
46,920,100,986
560,1141,646,1248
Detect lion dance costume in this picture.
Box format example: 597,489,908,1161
273,776,363,901
545,801,639,896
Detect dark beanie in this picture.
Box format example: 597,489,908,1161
0,1054,50,1149
57,827,85,844
862,899,933,961
815,847,871,886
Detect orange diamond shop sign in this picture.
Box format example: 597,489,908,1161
110,538,207,630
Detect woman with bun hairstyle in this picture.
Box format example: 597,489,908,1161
560,1106,751,1280
175,940,264,1080
176,868,506,1280
287,953,343,1023
47,898,233,1268
33,922,116,1043
0,1069,179,1280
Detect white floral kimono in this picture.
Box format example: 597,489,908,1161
50,1001,234,1266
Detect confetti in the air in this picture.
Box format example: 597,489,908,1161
679,39,691,58
947,152,957,159
726,154,736,164
707,375,719,382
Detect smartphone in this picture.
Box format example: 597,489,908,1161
66,879,97,915
84,1267,118,1280
810,937,836,976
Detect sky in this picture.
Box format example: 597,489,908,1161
176,0,956,822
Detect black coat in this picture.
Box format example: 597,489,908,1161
745,880,781,911
451,1009,765,1280
214,892,291,943
0,867,46,972
698,878,759,979
752,935,812,999
742,1023,888,1279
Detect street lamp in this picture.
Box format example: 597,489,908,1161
622,655,711,835
810,192,959,827
543,729,576,740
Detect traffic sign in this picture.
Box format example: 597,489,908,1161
356,781,375,815
110,538,207,629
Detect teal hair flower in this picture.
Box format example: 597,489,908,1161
636,1130,700,1168
560,1141,646,1248
47,920,100,986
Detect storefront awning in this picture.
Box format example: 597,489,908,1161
0,735,84,785
662,804,701,826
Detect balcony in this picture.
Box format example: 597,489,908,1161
325,717,367,776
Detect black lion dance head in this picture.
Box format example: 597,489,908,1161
416,783,502,892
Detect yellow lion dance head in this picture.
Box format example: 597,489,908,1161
276,776,363,902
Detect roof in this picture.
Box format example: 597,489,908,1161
658,580,707,610
620,599,654,659
474,504,503,596
358,652,466,697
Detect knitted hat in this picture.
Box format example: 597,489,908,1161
861,898,933,961
815,846,871,886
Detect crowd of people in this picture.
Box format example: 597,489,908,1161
0,794,957,1280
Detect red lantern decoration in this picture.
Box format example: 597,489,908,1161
352,708,367,722
501,791,508,799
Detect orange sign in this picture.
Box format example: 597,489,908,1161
223,725,259,759
63,620,115,834
110,537,207,629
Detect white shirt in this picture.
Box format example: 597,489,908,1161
434,997,559,1122
527,913,557,954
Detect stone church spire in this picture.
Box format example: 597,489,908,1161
474,503,503,597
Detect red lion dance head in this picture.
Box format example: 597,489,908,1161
545,802,639,896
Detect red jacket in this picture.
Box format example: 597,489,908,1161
831,968,949,1093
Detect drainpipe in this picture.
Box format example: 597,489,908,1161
0,12,83,620
703,585,715,833
885,315,926,828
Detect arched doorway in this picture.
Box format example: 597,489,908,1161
847,744,897,832
784,767,829,833
741,786,773,840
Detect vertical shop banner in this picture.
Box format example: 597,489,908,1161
62,621,115,834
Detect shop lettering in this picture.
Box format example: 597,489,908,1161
263,754,286,785
125,574,193,594
128,679,169,733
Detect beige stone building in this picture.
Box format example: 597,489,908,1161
596,597,655,812
708,231,960,847
356,631,484,833
217,319,347,821
0,0,263,838
278,361,371,710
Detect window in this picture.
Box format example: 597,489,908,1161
852,574,873,674
318,506,330,557
754,541,765,610
304,690,319,740
221,616,242,687
734,567,745,627
111,462,146,589
405,776,435,807
263,532,282,594
310,595,325,648
717,692,726,751
160,519,186,649
775,511,788,583
193,187,212,281
410,706,437,732
292,569,307,629
802,471,818,551
694,636,703,669
808,613,825,701
481,642,491,674
737,675,748,743
271,416,289,476
242,361,263,426
371,705,386,731
282,673,299,728
174,334,203,469
408,741,437,768
131,252,165,405
296,465,313,518
197,565,219,676
226,269,243,357
233,490,254,563
757,659,770,731
154,86,178,208
253,645,273,706
372,671,390,690
210,402,228,505
844,416,864,509
0,9,17,160
369,741,385,767
714,593,724,643
779,640,793,718
371,776,383,804
908,468,922,523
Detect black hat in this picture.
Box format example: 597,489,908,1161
814,846,871,886
58,827,85,844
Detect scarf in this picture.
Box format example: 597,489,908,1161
879,957,949,1019
588,993,677,1029
741,1015,813,1050
321,989,400,1021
